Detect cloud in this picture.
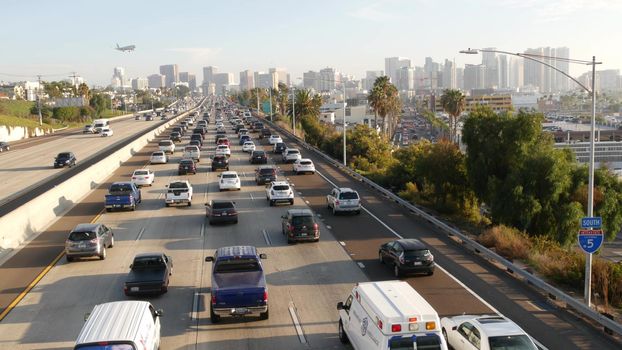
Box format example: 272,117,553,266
165,47,222,63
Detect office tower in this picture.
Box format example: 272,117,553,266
159,64,179,88
395,66,415,91
111,67,126,89
131,78,148,90
179,72,189,83
319,67,337,91
213,73,234,95
385,57,411,84
147,74,165,89
456,67,464,90
269,68,290,86
523,47,570,93
509,57,524,89
464,64,486,91
442,59,456,89
303,71,319,90
188,74,197,91
497,55,509,89
239,70,255,90
481,48,498,88
254,72,278,89
365,70,384,90
202,66,218,86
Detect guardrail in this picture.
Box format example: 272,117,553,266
261,116,622,338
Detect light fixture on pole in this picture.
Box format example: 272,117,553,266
291,84,296,136
460,48,602,307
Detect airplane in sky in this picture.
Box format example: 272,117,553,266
115,43,135,52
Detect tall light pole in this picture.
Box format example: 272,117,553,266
291,84,296,136
342,83,347,166
268,87,273,120
461,48,602,307
36,75,43,126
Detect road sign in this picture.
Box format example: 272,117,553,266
581,216,602,228
578,229,604,254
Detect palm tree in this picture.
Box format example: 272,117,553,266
294,89,321,118
277,82,289,116
440,89,466,144
368,76,401,135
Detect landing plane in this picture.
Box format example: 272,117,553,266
115,43,135,52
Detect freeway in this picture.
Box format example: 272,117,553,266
0,112,171,205
0,105,619,349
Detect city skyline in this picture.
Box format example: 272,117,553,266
1,0,621,86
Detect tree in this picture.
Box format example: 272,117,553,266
89,94,108,116
368,76,401,136
174,85,190,98
77,83,90,100
342,124,392,170
277,82,289,116
294,89,321,118
440,89,466,143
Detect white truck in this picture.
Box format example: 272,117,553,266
337,281,448,350
326,187,361,215
92,119,110,133
165,180,193,207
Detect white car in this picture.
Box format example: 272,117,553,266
219,171,241,191
293,159,315,175
215,145,231,157
282,148,302,163
185,118,194,125
441,315,538,350
158,140,175,154
100,127,114,137
268,135,283,145
131,169,155,187
150,151,167,164
165,180,193,207
242,141,256,152
216,121,224,128
265,181,294,206
183,145,201,162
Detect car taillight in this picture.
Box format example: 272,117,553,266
391,324,401,332
211,295,216,304
263,291,268,302
335,200,340,205
132,176,137,179
313,223,318,232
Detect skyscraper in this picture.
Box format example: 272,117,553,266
188,75,197,91
395,66,415,91
442,59,456,89
303,71,319,90
147,74,165,89
202,66,218,86
319,67,337,91
213,73,234,95
464,64,486,91
481,48,498,88
269,68,290,86
159,64,179,88
179,72,190,83
365,70,384,90
240,70,255,91
523,47,570,93
385,57,411,84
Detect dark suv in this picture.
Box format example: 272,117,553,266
205,200,238,225
281,209,320,244
54,152,76,168
378,238,435,277
250,150,268,164
178,158,197,175
211,155,229,171
255,166,277,185
273,142,287,154
190,133,203,146
260,128,271,139
170,132,182,142
172,126,184,136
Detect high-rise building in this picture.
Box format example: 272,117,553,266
385,57,411,84
303,71,319,90
509,57,524,89
213,73,234,95
456,67,464,90
254,72,278,89
442,59,456,89
523,47,570,93
147,74,165,89
202,66,218,86
240,70,255,91
188,74,197,91
481,48,498,88
464,64,486,91
319,67,337,91
159,64,179,88
395,66,415,91
497,55,509,89
111,67,126,89
365,70,384,91
179,72,190,83
131,77,148,90
269,68,290,86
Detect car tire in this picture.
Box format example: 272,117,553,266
356,210,361,215
165,203,170,207
269,200,274,206
379,252,384,264
442,328,448,344
210,305,220,323
339,320,349,344
287,238,294,245
106,208,111,212
259,308,269,320
99,247,106,260
131,204,136,211
427,269,435,276
394,264,401,278
188,201,192,207
109,235,114,248
66,255,74,262
289,200,294,205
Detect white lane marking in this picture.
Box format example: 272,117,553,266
304,200,310,204
314,170,549,350
191,292,200,320
339,241,346,246
135,227,145,241
200,222,205,237
288,302,307,344
250,193,254,201
326,225,332,230
262,229,272,246
357,262,365,269
527,300,544,312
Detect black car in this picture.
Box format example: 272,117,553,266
145,114,154,121
281,209,320,244
178,159,197,175
379,239,435,277
255,166,277,185
172,127,184,136
273,142,287,154
259,128,271,139
0,141,10,152
205,200,238,225
211,155,229,171
189,139,202,148
190,134,204,145
250,150,268,164
54,152,76,168
194,127,206,136
170,132,182,142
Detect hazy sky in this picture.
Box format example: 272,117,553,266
1,0,620,86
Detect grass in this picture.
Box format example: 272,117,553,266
0,100,35,118
0,114,52,129
99,109,129,119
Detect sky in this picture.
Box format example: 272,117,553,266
1,0,620,86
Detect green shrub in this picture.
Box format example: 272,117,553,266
478,225,531,260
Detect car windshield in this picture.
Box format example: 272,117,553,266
57,153,71,158
291,216,314,226
339,192,359,200
68,231,96,241
153,152,164,156
244,142,253,146
169,182,188,189
488,335,537,350
159,141,172,146
259,168,275,175
212,202,234,209
404,249,431,258
132,256,165,268
300,161,312,165
214,258,261,273
214,156,226,161
288,150,299,154
273,185,289,191
134,171,148,175
185,147,197,151
75,344,135,350
180,160,194,166
109,184,133,192
222,174,237,179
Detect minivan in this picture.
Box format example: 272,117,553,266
73,301,162,350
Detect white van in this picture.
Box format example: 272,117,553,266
337,281,447,350
74,301,162,350
183,145,200,162
92,119,110,133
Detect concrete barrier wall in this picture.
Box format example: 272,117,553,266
0,107,197,250
0,125,47,142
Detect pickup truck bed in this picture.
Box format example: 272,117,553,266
124,253,173,296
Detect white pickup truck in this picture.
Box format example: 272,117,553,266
165,180,193,207
326,187,361,215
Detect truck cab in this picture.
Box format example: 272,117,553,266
105,182,141,212
337,281,447,350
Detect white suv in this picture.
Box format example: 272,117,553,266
265,181,294,206
282,148,302,163
293,159,315,175
268,135,283,145
165,180,193,207
219,171,241,191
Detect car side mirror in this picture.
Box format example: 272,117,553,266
452,326,457,331
165,185,169,188
205,203,210,207
129,264,133,268
336,302,344,310
259,253,267,259
84,312,91,321
281,215,287,219
155,309,164,317
205,256,214,262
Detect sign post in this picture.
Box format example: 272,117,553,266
580,216,603,308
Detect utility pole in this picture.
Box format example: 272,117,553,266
269,87,273,120
291,85,296,136
37,75,43,126
256,88,260,113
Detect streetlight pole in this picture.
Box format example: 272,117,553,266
460,48,601,307
342,83,347,166
268,87,273,120
291,84,296,136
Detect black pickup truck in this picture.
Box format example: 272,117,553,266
124,253,173,296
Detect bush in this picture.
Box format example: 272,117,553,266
528,236,584,289
478,225,531,260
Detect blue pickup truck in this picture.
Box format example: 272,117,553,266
205,246,269,323
105,182,142,212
